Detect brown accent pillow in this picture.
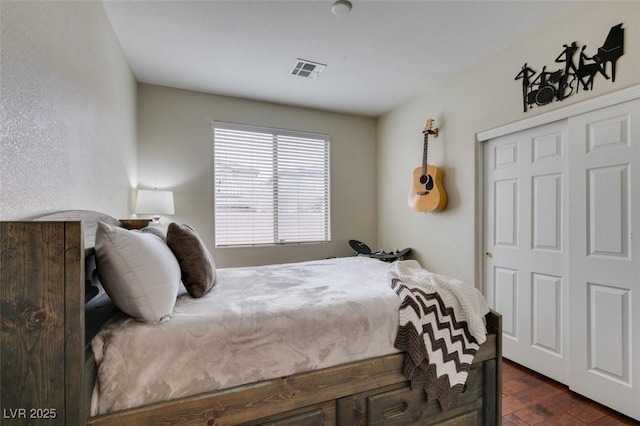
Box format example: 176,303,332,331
166,223,216,298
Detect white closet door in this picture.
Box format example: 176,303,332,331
567,99,640,419
484,121,569,383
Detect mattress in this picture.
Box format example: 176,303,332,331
90,256,401,415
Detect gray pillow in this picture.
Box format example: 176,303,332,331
166,223,216,298
95,222,180,323
140,223,169,240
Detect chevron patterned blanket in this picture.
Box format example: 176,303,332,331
390,261,490,411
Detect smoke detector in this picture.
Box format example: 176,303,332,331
289,58,326,80
331,0,352,16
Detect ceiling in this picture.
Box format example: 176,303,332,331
102,0,584,117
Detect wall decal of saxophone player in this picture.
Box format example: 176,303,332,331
408,118,447,212
516,23,624,112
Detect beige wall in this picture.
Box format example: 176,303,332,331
0,1,137,220
377,2,640,286
137,84,377,267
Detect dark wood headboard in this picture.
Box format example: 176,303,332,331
2,220,86,424
32,211,125,347
32,210,122,252
1,211,134,424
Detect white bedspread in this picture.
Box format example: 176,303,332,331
90,256,401,415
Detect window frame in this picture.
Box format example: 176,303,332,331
212,121,331,248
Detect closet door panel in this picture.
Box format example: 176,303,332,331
484,121,568,383
531,273,562,356
587,164,629,258
588,283,630,384
568,99,640,421
532,173,563,251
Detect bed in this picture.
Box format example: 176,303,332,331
0,211,501,425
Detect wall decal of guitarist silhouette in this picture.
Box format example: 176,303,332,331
408,118,447,212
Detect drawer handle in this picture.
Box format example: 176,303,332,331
383,402,408,419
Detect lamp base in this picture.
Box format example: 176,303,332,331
151,215,161,224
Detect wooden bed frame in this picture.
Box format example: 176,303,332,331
0,212,501,426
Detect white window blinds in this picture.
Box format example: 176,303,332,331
213,123,330,247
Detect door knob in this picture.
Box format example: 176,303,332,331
485,252,493,259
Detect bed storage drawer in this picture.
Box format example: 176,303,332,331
344,362,484,426
368,363,482,424
241,400,336,426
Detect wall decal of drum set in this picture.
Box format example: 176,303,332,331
515,23,624,113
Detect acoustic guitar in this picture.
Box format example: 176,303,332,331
408,118,447,212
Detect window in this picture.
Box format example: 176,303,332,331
213,122,330,247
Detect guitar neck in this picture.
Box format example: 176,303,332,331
421,133,429,174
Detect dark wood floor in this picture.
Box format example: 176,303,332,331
502,359,639,425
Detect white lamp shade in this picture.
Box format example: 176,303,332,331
136,189,175,215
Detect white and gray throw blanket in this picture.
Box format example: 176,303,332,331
390,261,490,411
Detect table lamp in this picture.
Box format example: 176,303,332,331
135,189,175,223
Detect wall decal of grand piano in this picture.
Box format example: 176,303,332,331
595,23,624,83
515,23,624,112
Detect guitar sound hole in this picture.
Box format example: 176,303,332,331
419,174,428,184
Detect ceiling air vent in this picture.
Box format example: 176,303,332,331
289,58,326,80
